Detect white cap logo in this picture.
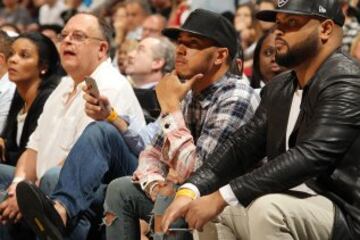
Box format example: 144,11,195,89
319,5,327,14
278,0,289,7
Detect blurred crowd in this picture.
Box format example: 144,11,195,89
0,0,359,82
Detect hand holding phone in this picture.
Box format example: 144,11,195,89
83,76,112,120
84,76,100,98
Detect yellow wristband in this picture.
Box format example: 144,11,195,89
175,188,196,200
107,108,118,123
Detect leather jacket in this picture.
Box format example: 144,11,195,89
188,49,360,239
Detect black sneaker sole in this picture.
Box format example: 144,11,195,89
16,182,64,240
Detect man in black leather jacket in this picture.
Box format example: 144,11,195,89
162,0,360,239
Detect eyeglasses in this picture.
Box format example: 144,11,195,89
57,30,104,43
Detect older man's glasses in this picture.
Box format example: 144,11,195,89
57,31,104,43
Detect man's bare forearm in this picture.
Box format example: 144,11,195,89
13,149,37,183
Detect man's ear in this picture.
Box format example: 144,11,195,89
319,19,334,43
152,58,165,72
214,48,229,65
236,58,243,74
98,41,109,59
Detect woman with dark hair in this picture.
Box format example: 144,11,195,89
0,32,60,166
250,31,286,89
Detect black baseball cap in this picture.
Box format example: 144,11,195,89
162,8,238,59
256,0,345,26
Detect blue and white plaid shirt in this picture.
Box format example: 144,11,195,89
134,73,260,188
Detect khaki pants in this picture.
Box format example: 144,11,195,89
215,193,335,240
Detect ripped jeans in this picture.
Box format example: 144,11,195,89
104,177,192,240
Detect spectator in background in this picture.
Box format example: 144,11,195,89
38,0,68,26
39,24,67,77
0,31,14,136
351,32,360,61
149,0,172,19
234,2,256,34
257,0,276,33
250,31,286,89
189,0,235,14
126,36,175,122
230,42,244,77
234,2,262,77
0,23,20,37
60,0,89,24
341,0,360,52
167,0,190,27
141,14,167,39
39,24,62,46
0,32,60,167
349,0,360,22
125,0,151,40
116,39,139,75
0,0,34,32
111,2,128,47
126,36,174,89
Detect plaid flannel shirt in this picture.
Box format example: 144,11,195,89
133,74,260,190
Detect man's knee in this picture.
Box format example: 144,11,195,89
89,121,120,137
247,194,290,222
39,167,61,195
87,121,126,145
104,177,137,226
105,177,134,206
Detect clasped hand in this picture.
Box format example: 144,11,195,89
0,183,22,224
161,191,227,232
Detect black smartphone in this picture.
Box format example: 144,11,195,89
168,228,192,232
84,76,100,98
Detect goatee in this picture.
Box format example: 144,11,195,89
275,29,319,69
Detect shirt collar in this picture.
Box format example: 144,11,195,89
61,76,84,104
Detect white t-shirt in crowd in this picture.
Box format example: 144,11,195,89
39,0,68,26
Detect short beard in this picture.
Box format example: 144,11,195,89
275,29,319,68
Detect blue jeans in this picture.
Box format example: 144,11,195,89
51,121,138,224
40,167,94,240
104,177,192,240
104,176,154,240
0,164,34,240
